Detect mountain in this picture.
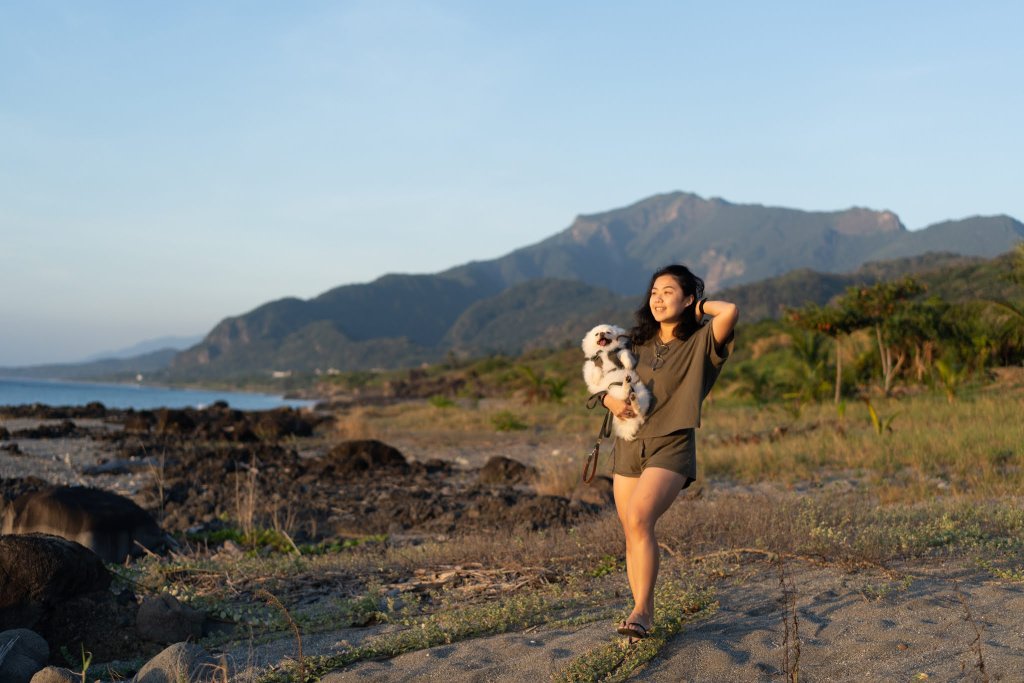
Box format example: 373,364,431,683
719,252,988,321
442,279,636,356
0,192,956,378
12,251,1021,383
0,348,179,381
80,334,204,362
168,191,1022,377
442,193,916,294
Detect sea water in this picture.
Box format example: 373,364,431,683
0,377,314,411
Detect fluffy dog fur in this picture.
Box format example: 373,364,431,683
581,324,651,441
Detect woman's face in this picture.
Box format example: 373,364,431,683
649,274,694,325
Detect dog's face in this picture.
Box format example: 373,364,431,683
582,324,627,356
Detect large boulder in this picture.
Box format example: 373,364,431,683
1,486,165,563
0,629,49,683
0,534,110,631
0,534,143,664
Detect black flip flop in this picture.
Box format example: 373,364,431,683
616,621,651,639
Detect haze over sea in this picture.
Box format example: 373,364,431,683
0,377,313,411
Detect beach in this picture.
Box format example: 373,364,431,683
2,394,1022,681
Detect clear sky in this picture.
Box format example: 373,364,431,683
2,1,1022,366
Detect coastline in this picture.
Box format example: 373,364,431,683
0,376,317,411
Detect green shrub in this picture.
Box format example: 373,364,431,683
491,410,528,431
428,395,456,408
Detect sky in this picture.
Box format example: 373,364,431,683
2,1,1022,366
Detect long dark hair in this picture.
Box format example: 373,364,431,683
629,264,705,345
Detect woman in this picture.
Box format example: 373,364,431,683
600,264,738,639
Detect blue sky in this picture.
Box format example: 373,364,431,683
2,1,1022,366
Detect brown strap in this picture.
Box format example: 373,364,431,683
582,410,613,484
582,441,600,483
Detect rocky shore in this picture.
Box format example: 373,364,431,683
0,402,610,682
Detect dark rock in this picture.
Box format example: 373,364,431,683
0,628,49,683
154,409,196,436
136,593,204,644
0,535,147,664
319,440,409,476
123,410,155,433
0,534,110,630
77,402,107,419
251,407,317,440
575,475,615,506
0,478,50,505
0,404,105,421
9,421,80,440
1,486,166,563
2,443,23,455
0,427,9,440
81,458,154,476
478,456,538,485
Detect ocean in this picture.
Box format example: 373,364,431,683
0,377,315,411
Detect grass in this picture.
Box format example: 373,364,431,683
91,370,1024,679
700,389,1024,503
553,576,718,682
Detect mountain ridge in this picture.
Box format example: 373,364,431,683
10,191,1022,380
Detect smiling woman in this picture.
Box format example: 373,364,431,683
597,264,738,640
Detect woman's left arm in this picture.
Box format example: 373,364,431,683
700,300,739,350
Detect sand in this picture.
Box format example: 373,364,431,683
4,416,1023,681
312,559,1021,682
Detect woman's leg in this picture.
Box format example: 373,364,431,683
615,467,689,630
613,474,641,603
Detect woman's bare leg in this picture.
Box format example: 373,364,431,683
614,467,688,630
613,474,641,602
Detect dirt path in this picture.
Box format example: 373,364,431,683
258,559,1024,682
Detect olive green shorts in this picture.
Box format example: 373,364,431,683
613,429,696,485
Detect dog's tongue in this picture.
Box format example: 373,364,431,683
597,338,609,346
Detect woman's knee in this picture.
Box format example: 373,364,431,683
624,508,657,538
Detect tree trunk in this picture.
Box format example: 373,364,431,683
875,324,890,394
834,336,843,404
876,324,905,396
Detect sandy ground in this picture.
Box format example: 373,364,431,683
195,556,1024,682
310,559,1021,682
4,418,1023,681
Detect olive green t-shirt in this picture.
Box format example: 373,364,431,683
632,322,733,437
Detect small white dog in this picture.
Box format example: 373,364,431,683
581,324,651,441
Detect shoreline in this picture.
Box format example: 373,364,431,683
0,376,319,412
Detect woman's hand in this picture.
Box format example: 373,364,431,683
603,394,636,419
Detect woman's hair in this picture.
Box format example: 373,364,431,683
629,264,705,345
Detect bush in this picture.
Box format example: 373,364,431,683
491,411,528,432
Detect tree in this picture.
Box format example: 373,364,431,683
786,301,865,403
882,297,953,382
838,277,925,396
982,242,1024,365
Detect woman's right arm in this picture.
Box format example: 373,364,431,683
603,393,635,418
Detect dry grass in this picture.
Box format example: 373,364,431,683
333,406,376,440
701,390,1024,503
331,395,596,440
532,452,583,497
126,376,1024,678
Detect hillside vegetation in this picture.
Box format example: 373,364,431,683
164,191,1024,379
